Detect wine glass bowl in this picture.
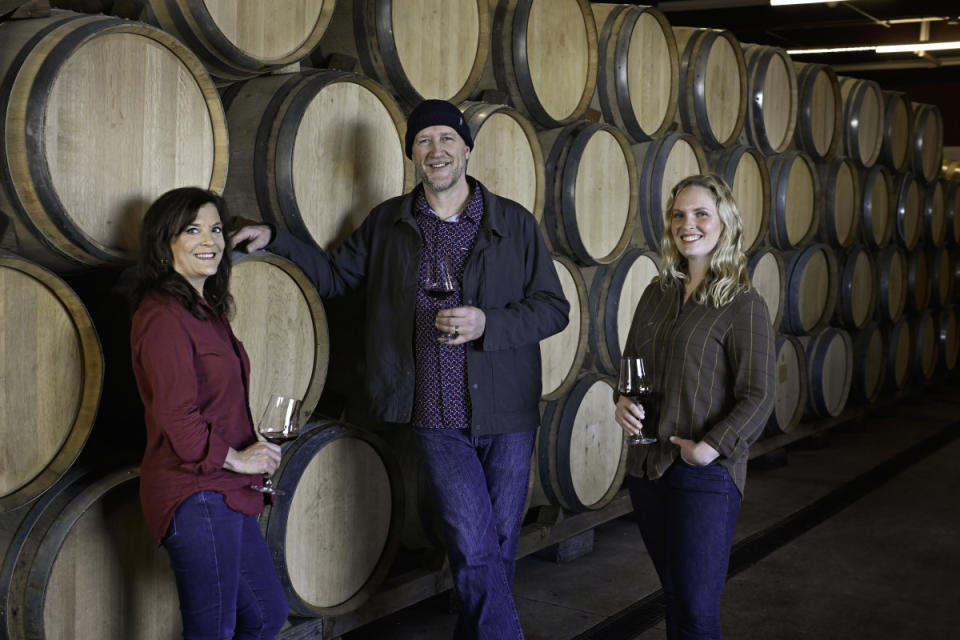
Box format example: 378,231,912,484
617,356,658,446
422,257,458,339
250,394,301,495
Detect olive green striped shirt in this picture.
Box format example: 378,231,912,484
624,278,776,494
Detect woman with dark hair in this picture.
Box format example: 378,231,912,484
614,174,776,639
130,186,288,639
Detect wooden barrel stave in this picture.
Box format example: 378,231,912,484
850,322,886,405
880,90,913,172
461,101,545,222
490,0,598,128
229,253,329,423
792,62,841,160
262,421,402,617
540,120,638,265
781,243,838,336
912,102,944,185
875,244,908,325
0,11,227,271
537,375,627,513
747,247,785,330
740,43,798,154
588,248,661,375
838,76,883,168
0,254,102,512
893,172,923,251
634,132,708,249
833,246,877,331
816,157,861,249
859,164,895,250
221,69,410,252
540,255,589,400
800,327,853,419
709,144,770,253
673,27,747,150
767,151,819,250
766,334,807,434
591,3,679,143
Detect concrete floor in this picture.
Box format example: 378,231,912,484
341,378,960,639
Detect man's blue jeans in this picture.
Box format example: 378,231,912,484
414,427,535,640
162,490,289,640
626,461,742,640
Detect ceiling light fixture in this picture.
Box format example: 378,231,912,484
770,0,849,6
787,46,877,55
875,40,960,53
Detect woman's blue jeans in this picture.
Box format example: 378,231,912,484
415,427,535,640
162,491,289,640
627,461,742,640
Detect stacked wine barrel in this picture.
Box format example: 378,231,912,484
1,1,957,638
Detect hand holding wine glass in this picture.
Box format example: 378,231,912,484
617,356,658,445
423,256,459,340
249,394,301,495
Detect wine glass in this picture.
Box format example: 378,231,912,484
617,356,658,446
249,394,301,495
422,256,458,339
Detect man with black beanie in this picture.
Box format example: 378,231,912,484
232,99,569,639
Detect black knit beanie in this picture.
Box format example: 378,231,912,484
404,99,474,158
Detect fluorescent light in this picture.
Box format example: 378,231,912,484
787,46,876,55
876,41,960,53
771,0,849,5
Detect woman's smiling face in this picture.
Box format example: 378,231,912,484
170,202,224,294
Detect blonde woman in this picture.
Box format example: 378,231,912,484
614,174,776,639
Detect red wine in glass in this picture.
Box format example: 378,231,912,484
618,356,658,445
423,257,458,338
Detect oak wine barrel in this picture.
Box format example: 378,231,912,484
0,253,102,512
875,244,908,324
537,375,628,513
838,76,883,168
673,27,747,150
766,334,806,434
923,179,947,248
893,172,923,251
739,43,798,154
709,144,770,253
945,179,960,245
261,420,401,617
590,3,678,143
633,132,708,249
142,0,335,82
879,90,913,173
833,245,876,331
883,318,912,392
461,101,545,222
912,102,944,185
937,305,959,372
766,151,819,250
909,310,938,383
1,467,179,640
801,327,853,419
859,164,895,249
229,253,329,423
792,62,841,160
540,256,589,400
850,322,886,405
588,248,661,375
906,247,931,314
490,0,598,128
816,157,861,248
221,69,410,251
0,10,227,272
747,247,785,330
318,0,489,109
931,245,954,307
540,120,638,265
781,243,838,336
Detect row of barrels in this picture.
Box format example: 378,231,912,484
1,4,951,275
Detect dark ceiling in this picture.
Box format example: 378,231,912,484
622,0,960,146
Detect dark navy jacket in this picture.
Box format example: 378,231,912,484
266,180,570,435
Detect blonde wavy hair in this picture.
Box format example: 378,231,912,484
658,173,751,308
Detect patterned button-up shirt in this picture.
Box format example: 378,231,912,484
411,184,484,429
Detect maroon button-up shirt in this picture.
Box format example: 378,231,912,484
131,290,264,544
412,185,484,429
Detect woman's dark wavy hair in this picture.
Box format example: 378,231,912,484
131,187,233,319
